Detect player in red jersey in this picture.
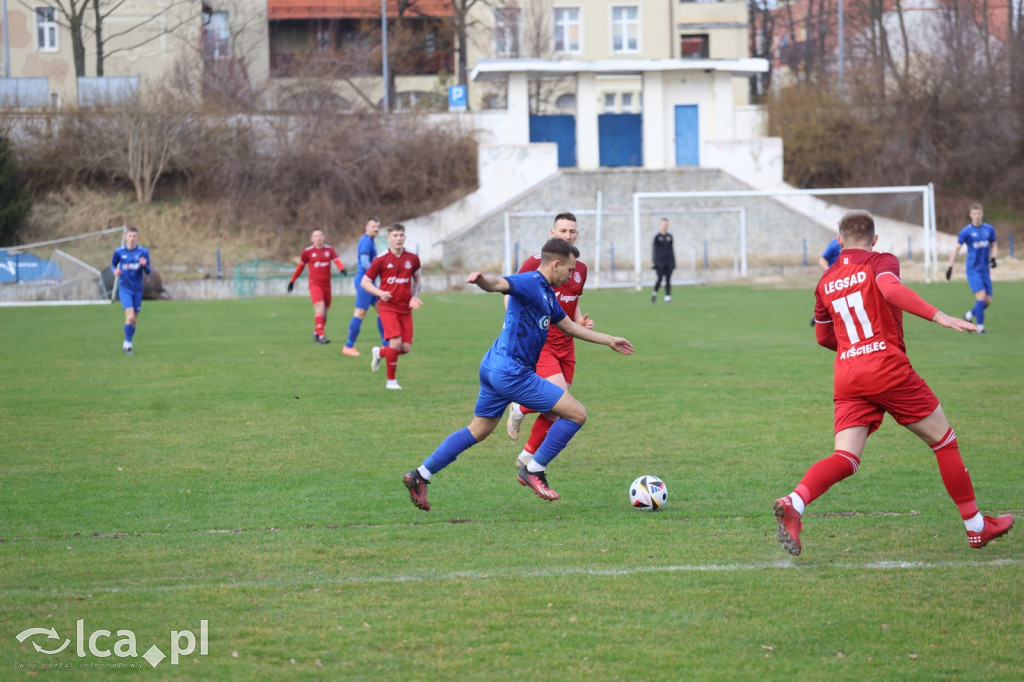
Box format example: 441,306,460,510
505,212,594,468
773,210,1013,555
288,229,347,344
361,223,422,390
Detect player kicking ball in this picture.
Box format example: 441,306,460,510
774,209,1013,555
402,238,633,511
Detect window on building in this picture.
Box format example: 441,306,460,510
680,34,709,59
604,93,616,111
611,6,638,53
553,7,581,54
621,92,633,111
203,11,231,60
494,6,521,57
36,7,58,52
555,93,576,110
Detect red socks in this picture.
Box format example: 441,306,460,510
315,315,325,336
385,346,400,380
794,450,861,507
523,414,556,455
931,428,979,520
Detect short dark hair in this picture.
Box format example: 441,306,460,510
838,210,875,242
553,212,577,226
540,237,579,263
367,216,380,224
126,225,138,234
969,203,983,212
386,222,405,233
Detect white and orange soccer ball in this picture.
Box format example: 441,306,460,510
629,475,668,511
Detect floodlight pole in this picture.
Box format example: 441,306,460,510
381,0,389,113
2,0,11,78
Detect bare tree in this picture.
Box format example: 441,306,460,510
91,0,197,77
22,0,195,77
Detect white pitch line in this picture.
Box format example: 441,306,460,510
4,558,1021,597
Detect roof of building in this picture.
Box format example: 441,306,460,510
268,0,454,20
471,58,770,81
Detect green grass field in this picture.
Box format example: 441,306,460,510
2,282,1022,680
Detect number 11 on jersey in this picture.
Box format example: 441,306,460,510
831,291,875,343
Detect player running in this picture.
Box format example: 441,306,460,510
945,203,998,334
343,217,387,357
505,212,594,469
773,209,1013,556
111,225,151,355
287,229,347,344
402,238,633,511
361,223,422,390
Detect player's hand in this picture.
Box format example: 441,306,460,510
990,257,997,269
340,268,348,277
139,257,147,266
287,281,294,293
465,271,484,285
410,296,423,310
609,337,634,356
932,310,976,333
581,313,594,330
379,291,393,302
944,267,952,281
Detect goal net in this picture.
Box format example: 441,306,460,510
232,259,295,298
0,227,127,306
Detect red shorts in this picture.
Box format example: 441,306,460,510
380,309,414,344
535,345,576,384
833,368,939,435
309,284,331,308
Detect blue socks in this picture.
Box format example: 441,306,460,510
972,300,986,326
124,324,135,342
423,427,478,474
346,316,388,347
532,419,583,467
346,316,363,347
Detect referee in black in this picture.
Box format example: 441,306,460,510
651,218,676,303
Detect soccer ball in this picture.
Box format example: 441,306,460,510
629,475,668,511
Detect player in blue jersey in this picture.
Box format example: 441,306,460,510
110,226,151,355
945,203,998,334
402,238,634,511
343,217,386,356
818,237,841,269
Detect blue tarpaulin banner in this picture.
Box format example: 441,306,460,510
0,250,62,283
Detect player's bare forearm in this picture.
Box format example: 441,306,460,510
466,272,509,293
556,318,633,355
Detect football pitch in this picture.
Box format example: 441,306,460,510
2,282,1022,679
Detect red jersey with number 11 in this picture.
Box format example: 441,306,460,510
814,249,911,399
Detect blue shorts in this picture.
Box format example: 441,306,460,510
474,366,565,419
119,286,143,312
965,269,992,296
354,274,378,310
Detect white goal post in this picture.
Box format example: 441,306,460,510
0,226,128,306
632,184,938,289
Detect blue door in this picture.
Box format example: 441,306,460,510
529,114,576,167
598,113,642,167
674,105,699,166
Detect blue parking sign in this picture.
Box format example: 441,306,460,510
448,85,467,112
